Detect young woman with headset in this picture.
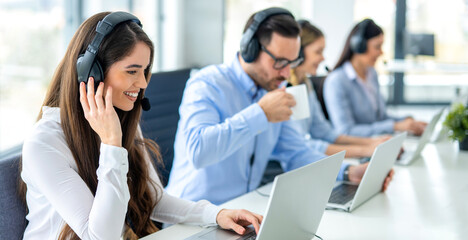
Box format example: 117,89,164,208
289,20,391,158
323,19,427,137
20,11,261,240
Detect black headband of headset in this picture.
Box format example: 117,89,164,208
77,12,142,83
356,19,372,40
240,7,293,51
296,19,307,26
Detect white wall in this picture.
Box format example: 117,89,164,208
160,0,183,70
159,0,355,72
183,0,224,68
310,0,355,74
160,0,224,71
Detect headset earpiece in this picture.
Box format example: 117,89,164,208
296,19,308,67
241,35,260,63
350,19,372,54
298,46,304,63
240,7,294,63
76,54,104,90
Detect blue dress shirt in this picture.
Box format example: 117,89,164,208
323,61,405,137
293,79,339,153
165,54,347,205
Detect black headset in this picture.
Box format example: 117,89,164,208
76,12,151,111
76,11,142,89
296,19,308,64
240,7,294,63
350,19,372,54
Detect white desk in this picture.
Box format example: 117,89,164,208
142,140,468,239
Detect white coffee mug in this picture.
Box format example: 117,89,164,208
285,84,310,120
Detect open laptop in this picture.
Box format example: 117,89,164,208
430,107,450,143
185,151,345,240
327,133,406,212
396,108,444,165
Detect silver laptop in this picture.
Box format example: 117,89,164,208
396,108,444,165
327,133,406,212
430,107,450,143
185,152,345,240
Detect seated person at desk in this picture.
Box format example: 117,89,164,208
323,19,427,137
165,8,393,205
20,12,262,240
289,19,390,158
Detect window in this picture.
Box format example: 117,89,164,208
0,0,159,151
0,0,66,151
403,0,468,103
355,0,468,104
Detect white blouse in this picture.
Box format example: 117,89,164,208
21,106,222,240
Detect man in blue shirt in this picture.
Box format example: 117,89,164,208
165,7,393,205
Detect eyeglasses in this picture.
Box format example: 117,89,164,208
261,45,304,70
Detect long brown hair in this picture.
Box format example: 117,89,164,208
22,12,162,239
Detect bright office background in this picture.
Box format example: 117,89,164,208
1,0,468,152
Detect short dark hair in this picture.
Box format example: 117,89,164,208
243,12,300,46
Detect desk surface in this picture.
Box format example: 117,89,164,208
142,140,468,240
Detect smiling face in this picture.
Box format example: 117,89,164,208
299,36,325,76
248,32,301,91
104,41,151,111
361,33,384,67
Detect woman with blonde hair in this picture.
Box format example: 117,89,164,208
290,19,390,158
20,11,261,240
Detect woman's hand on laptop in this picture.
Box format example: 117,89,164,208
394,118,427,136
411,121,428,136
382,169,394,192
348,163,394,192
216,209,263,235
348,163,368,183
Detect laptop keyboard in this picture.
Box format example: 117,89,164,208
239,231,256,240
242,235,256,240
328,184,358,205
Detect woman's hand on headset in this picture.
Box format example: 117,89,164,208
80,77,122,147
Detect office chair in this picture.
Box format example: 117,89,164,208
0,152,28,240
140,68,192,187
309,76,330,120
260,160,284,187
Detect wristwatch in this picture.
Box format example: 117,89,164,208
343,165,351,182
